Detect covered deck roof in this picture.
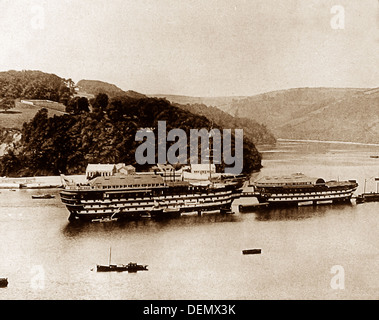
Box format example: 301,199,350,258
254,173,325,187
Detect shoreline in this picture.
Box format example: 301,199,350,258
0,174,86,189
277,138,379,147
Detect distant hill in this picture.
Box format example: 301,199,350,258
149,95,276,145
154,87,379,144
151,94,247,110
78,81,276,145
171,102,276,145
273,88,379,143
229,87,379,143
77,79,146,99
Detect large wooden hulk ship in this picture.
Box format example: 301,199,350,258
60,171,244,221
250,173,358,206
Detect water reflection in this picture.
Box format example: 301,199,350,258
61,212,240,237
244,202,356,221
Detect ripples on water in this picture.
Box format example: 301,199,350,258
0,140,378,300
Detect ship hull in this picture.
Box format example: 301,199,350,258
60,184,237,221
255,184,357,206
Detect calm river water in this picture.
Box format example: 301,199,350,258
0,140,378,300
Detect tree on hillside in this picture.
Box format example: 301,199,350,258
58,81,74,106
0,70,75,106
66,97,90,115
0,97,15,112
91,93,109,113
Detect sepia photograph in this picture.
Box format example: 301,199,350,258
0,0,378,305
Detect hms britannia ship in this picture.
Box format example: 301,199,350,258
251,173,358,206
60,171,244,221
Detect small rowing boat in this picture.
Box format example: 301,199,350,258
32,194,55,199
242,249,262,255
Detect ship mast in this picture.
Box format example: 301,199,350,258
209,155,212,181
208,121,213,182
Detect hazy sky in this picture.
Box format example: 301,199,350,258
0,0,378,96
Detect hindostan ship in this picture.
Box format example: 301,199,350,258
250,173,358,206
60,172,244,221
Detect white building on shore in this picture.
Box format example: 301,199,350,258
86,164,117,180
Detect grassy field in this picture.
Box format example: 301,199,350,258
0,100,67,129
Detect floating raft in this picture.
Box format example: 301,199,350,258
242,249,262,255
239,203,269,212
32,194,55,199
